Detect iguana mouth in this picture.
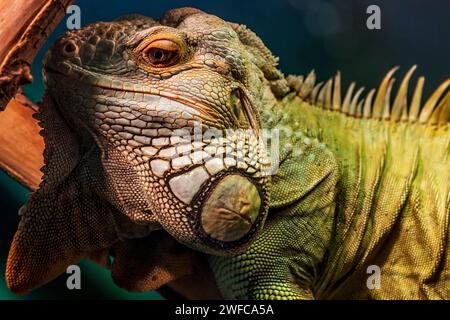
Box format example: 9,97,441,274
45,64,258,132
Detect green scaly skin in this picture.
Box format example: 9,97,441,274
6,8,450,299
212,93,450,299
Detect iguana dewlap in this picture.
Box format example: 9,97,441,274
5,7,450,299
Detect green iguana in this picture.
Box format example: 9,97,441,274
5,7,450,299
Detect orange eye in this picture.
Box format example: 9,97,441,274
143,39,181,67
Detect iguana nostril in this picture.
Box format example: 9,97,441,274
201,174,261,242
62,41,78,56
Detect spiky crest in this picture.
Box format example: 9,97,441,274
287,66,450,125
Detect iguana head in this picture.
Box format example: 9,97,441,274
42,8,287,255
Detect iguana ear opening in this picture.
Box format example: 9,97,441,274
5,94,119,294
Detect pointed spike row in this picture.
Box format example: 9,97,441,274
391,65,417,121
439,93,450,124
428,99,442,125
317,80,328,107
300,66,449,126
333,72,341,110
342,82,356,114
300,70,316,98
349,87,365,116
310,82,323,104
363,89,376,118
430,90,450,125
418,78,450,123
324,79,333,109
409,76,425,122
382,79,395,120
400,102,409,122
356,100,364,118
373,67,399,119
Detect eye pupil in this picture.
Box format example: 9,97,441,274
148,48,175,65
153,49,164,60
144,40,181,67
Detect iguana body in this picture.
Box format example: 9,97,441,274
5,8,450,299
212,92,450,299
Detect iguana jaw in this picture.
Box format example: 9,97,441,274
45,73,270,254
41,14,273,255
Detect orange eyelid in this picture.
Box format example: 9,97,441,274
145,39,180,52
136,33,186,54
132,33,188,69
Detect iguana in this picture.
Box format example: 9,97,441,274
5,7,450,299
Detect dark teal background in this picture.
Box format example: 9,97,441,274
1,0,449,299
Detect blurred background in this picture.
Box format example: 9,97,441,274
1,0,449,299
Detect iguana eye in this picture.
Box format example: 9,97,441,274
143,39,180,67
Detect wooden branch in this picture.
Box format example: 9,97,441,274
0,94,43,191
0,0,74,110
0,0,73,189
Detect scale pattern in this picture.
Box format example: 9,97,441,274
5,8,450,299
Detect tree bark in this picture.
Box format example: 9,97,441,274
0,93,43,190
0,0,73,189
0,0,74,110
